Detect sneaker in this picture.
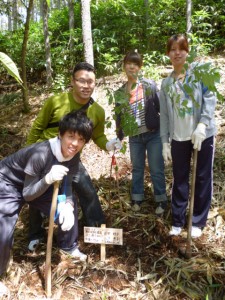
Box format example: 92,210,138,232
64,247,87,261
0,282,8,297
28,239,41,251
169,226,182,236
131,201,141,212
155,201,167,215
191,226,202,238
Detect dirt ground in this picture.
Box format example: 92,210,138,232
0,57,225,299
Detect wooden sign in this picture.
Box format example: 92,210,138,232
84,226,123,245
84,224,123,261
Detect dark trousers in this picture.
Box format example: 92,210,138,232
28,160,105,242
171,136,214,228
0,181,78,276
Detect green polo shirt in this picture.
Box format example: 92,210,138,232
26,91,108,150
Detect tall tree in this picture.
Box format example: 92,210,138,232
42,0,53,87
68,0,75,67
144,0,150,50
7,0,12,31
186,0,192,34
81,0,94,66
21,0,34,112
12,0,17,30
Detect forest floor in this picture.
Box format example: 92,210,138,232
0,55,225,300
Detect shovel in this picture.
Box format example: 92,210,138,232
45,180,60,298
185,148,198,259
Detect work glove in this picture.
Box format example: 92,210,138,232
191,123,206,151
59,202,74,231
45,165,69,185
106,138,122,151
162,143,172,164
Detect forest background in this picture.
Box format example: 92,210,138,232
0,0,225,300
0,0,225,88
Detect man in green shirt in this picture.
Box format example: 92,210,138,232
27,62,121,251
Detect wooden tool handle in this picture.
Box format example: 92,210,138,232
45,180,60,297
186,149,198,258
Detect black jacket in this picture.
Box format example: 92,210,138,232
114,78,160,140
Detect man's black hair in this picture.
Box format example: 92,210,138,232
59,110,93,143
72,62,96,77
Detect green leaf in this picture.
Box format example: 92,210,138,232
0,52,23,85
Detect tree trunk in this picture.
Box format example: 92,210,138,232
21,0,34,113
81,0,94,66
68,0,75,68
39,0,44,22
42,0,53,87
8,0,12,31
144,0,150,50
186,0,192,35
56,0,61,9
12,0,17,31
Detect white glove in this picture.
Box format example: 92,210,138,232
59,202,74,231
191,123,206,151
45,165,69,185
162,143,172,164
106,138,122,151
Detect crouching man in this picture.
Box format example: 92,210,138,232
0,110,93,282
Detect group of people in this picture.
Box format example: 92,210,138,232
0,34,217,289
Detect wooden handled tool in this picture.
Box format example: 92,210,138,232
45,180,60,297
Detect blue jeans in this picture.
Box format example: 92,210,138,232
129,130,166,203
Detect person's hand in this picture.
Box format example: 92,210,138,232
162,143,172,164
59,202,74,231
106,138,122,151
191,123,206,151
45,165,69,185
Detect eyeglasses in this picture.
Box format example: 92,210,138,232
74,78,95,86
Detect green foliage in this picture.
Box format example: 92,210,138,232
107,88,139,138
191,62,222,101
192,1,225,51
97,51,121,75
52,74,68,92
142,52,168,81
0,93,20,105
164,61,222,118
0,0,224,80
0,52,23,84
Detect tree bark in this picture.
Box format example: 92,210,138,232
21,0,34,113
68,0,75,68
7,0,12,31
42,0,53,87
144,0,150,50
12,0,17,31
186,0,192,35
81,0,94,66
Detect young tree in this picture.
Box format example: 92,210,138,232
81,0,94,66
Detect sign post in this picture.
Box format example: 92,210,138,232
84,224,123,261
